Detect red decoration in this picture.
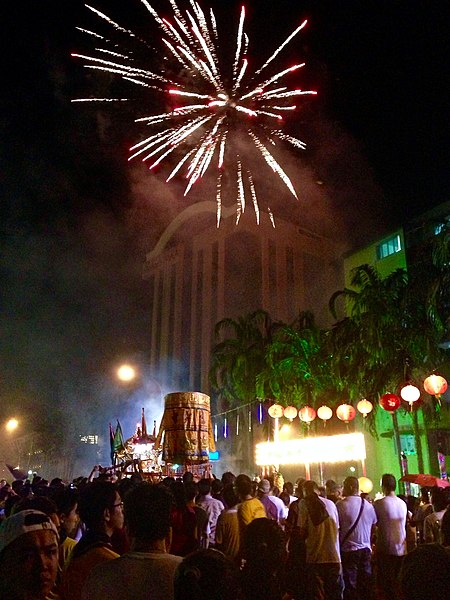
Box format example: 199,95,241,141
336,403,356,423
423,374,448,396
299,406,316,423
379,393,401,412
283,405,298,421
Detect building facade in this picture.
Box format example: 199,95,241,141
143,201,344,394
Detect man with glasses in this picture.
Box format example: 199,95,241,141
82,482,182,600
61,480,124,600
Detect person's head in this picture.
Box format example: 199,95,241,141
197,478,212,496
221,472,236,486
222,484,239,509
400,543,450,600
381,473,396,494
295,477,306,498
124,482,173,545
257,479,271,496
172,480,188,509
303,480,320,497
211,479,223,496
441,508,450,547
343,476,359,497
182,471,194,485
283,481,294,496
279,491,290,508
78,480,123,535
420,488,430,503
430,487,448,512
234,474,253,500
241,517,286,568
325,479,342,500
184,481,199,503
174,548,241,600
51,487,80,539
0,509,59,599
12,496,60,532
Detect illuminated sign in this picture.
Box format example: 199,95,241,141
255,432,366,466
209,451,220,461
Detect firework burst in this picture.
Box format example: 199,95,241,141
72,1,316,226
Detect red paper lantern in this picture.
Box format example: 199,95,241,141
336,403,356,423
268,404,284,419
423,374,448,396
357,398,373,418
299,406,316,423
317,405,333,423
283,405,298,421
379,393,401,412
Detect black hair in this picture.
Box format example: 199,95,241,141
124,482,173,542
234,474,252,498
381,474,396,493
197,478,212,496
222,484,239,508
174,549,240,600
78,481,118,530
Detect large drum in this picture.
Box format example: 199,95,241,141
155,392,216,464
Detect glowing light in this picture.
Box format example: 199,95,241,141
73,1,315,225
283,406,298,421
423,374,448,396
336,403,356,423
358,476,373,494
6,418,19,433
298,406,316,423
117,364,136,382
255,432,366,466
268,404,284,419
356,398,373,418
400,383,421,405
317,405,333,423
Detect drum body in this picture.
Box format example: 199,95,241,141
158,392,215,464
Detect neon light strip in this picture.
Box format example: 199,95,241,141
255,433,366,466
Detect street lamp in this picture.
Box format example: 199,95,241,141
116,364,136,383
5,418,19,433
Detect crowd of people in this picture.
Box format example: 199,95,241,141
0,469,449,600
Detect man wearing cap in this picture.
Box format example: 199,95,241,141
256,479,278,521
0,508,59,599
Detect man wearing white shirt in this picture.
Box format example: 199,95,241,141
373,474,407,600
337,477,377,600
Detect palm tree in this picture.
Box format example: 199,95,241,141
328,263,448,472
209,309,281,471
209,309,280,405
256,311,331,408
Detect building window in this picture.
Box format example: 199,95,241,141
376,234,401,260
80,435,98,445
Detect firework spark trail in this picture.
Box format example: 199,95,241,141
73,1,316,225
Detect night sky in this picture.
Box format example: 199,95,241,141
1,0,448,471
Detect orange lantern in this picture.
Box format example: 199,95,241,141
268,404,284,419
357,398,373,418
298,406,316,423
317,405,333,424
336,403,356,423
423,374,448,396
283,405,298,421
400,383,420,407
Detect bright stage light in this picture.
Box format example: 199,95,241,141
255,432,366,466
